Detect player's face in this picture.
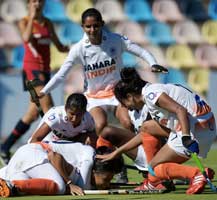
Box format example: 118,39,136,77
66,107,85,127
29,0,44,11
82,16,103,42
93,171,114,189
121,94,144,111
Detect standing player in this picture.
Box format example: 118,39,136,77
0,0,69,164
29,93,97,148
97,68,216,194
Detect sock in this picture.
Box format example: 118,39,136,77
12,179,58,195
141,132,162,163
96,136,113,148
149,163,200,183
1,120,30,152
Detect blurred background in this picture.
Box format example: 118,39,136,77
0,0,217,149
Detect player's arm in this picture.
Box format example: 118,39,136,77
29,122,51,143
48,151,84,196
156,92,190,137
18,1,38,42
121,35,168,73
96,133,142,162
46,18,69,52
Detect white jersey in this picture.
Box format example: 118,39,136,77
142,83,212,132
33,106,95,141
41,29,157,98
128,104,149,133
49,141,95,189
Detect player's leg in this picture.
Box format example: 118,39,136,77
89,107,108,136
35,84,54,113
0,102,38,164
26,162,65,194
115,104,134,131
147,146,214,194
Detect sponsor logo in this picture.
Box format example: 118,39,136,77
86,65,116,79
84,58,116,72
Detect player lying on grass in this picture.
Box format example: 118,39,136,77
29,93,98,148
0,142,123,197
97,67,217,194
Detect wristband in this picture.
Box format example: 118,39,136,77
148,164,156,176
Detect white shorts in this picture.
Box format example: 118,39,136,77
134,145,148,171
86,95,119,112
168,115,217,158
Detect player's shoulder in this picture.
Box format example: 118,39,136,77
83,111,94,122
45,106,64,118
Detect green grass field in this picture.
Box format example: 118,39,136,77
1,145,217,200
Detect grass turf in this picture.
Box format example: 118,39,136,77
1,146,217,199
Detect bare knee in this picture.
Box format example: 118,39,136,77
119,117,134,130
95,121,107,136
100,126,115,139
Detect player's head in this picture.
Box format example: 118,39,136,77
114,68,147,111
65,93,87,127
27,0,45,14
81,8,104,42
92,146,124,189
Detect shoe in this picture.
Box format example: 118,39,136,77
162,180,176,192
186,168,215,194
0,149,10,166
115,166,129,184
0,179,12,197
134,178,167,193
115,171,129,184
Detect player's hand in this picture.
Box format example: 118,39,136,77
38,92,45,99
151,64,168,73
182,135,199,154
96,150,119,162
29,1,38,19
69,184,84,196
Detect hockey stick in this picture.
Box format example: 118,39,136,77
26,80,44,117
84,188,165,195
191,152,217,193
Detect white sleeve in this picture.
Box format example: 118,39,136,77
41,44,81,94
143,84,164,105
120,35,157,66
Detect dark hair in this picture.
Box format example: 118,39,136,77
81,8,103,24
65,93,87,112
114,68,147,103
93,146,124,174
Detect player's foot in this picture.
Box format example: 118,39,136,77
115,166,129,184
186,168,215,194
0,179,12,197
134,178,167,193
0,150,10,166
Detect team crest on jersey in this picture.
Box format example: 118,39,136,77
48,115,55,121
147,92,156,100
